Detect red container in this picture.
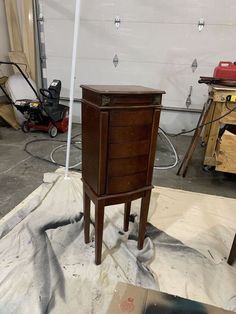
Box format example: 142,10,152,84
213,61,236,80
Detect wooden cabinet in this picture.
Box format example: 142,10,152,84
81,85,165,264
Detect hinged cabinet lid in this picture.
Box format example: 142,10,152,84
80,85,165,95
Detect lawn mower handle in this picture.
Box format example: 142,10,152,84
0,61,41,102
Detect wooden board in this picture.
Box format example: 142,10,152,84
4,0,23,51
21,0,36,81
220,102,236,125
204,102,222,166
202,101,215,145
216,130,236,174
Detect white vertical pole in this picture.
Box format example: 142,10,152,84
64,0,81,178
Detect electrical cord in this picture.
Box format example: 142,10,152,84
154,128,179,170
50,142,82,169
225,102,236,112
25,130,178,171
22,98,236,172
162,102,236,137
154,100,236,169
24,133,82,170
25,99,235,172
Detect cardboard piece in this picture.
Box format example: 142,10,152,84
108,282,235,314
0,103,20,129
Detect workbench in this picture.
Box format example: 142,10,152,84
203,85,236,174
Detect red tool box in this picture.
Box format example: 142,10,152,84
213,61,236,80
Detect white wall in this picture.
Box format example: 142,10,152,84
40,0,236,132
0,0,11,93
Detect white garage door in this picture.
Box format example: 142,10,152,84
40,0,236,132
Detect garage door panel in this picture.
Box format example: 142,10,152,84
44,20,116,59
81,0,115,20
45,19,236,67
41,0,236,131
117,0,236,25
111,62,208,109
116,23,236,66
42,0,115,20
44,19,74,58
46,55,209,110
79,60,208,108
47,57,204,130
42,0,236,25
42,0,75,20
78,22,116,59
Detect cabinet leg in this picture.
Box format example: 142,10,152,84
95,201,105,265
124,201,131,232
83,190,90,244
138,190,151,250
228,234,236,266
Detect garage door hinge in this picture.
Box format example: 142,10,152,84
37,16,44,22
186,86,193,108
40,55,47,61
113,54,119,67
114,16,121,29
191,58,198,72
198,18,205,32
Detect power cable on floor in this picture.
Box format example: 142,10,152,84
162,102,236,137
154,129,179,170
25,100,235,172
24,134,82,170
50,142,81,169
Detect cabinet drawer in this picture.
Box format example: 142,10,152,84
109,140,150,159
107,172,147,194
110,95,154,106
109,125,151,143
108,156,148,177
110,109,153,126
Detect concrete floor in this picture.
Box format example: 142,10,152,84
0,124,235,219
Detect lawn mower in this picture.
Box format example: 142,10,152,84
0,61,68,137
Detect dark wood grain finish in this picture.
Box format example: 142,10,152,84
109,141,150,159
82,89,103,106
109,125,151,143
109,95,153,106
98,112,109,195
107,172,147,194
83,189,90,244
124,202,131,231
110,109,153,126
82,103,100,194
146,109,161,185
81,85,164,265
95,199,105,265
108,156,148,177
138,190,151,249
83,179,151,207
228,233,236,265
81,84,165,95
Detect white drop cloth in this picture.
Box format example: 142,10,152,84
0,169,235,313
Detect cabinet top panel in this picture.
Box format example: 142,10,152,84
80,85,165,95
